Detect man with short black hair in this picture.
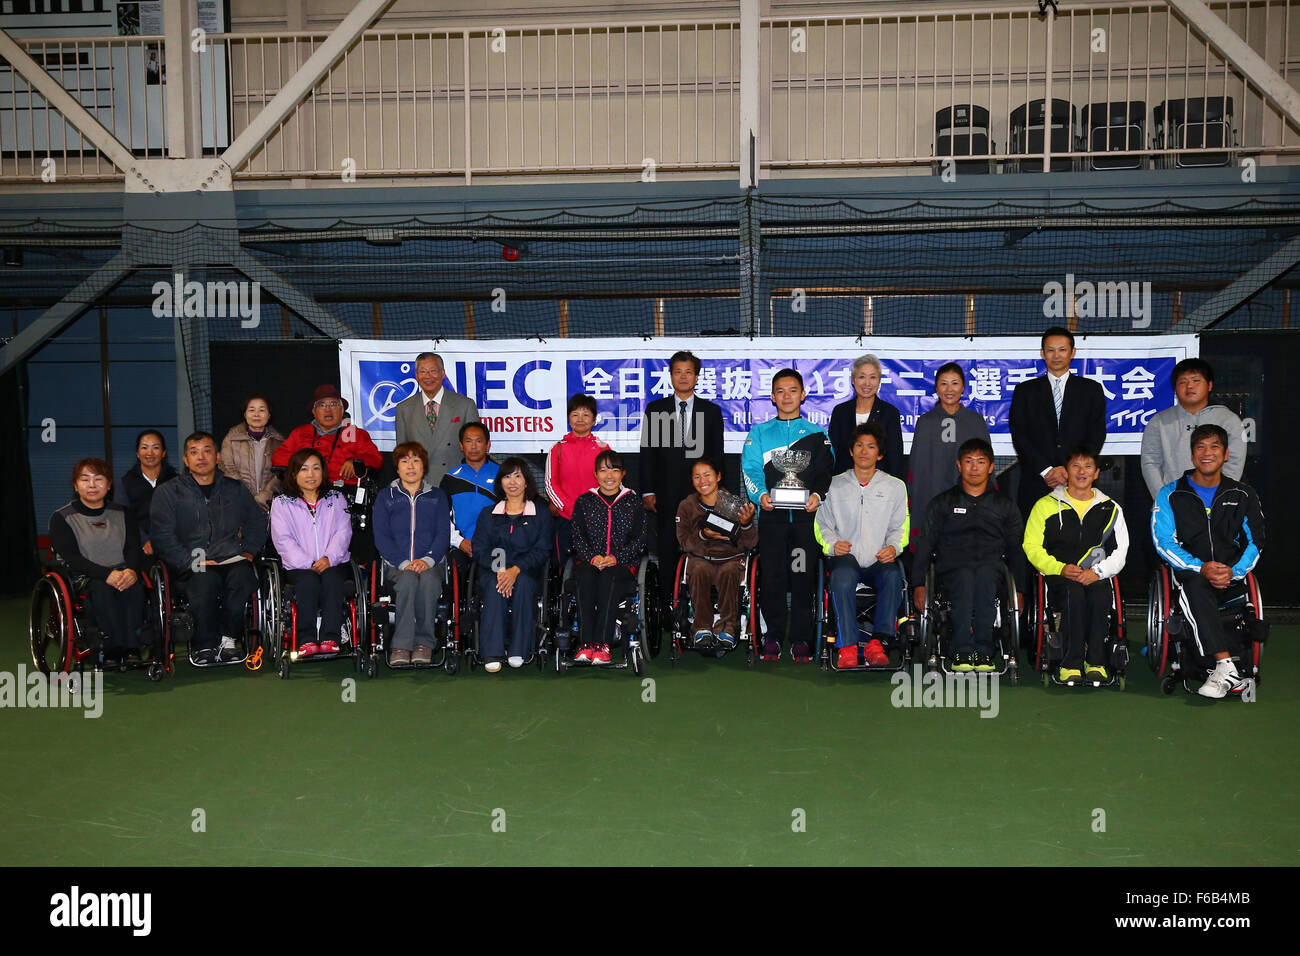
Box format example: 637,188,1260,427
151,432,268,663
640,350,725,575
1009,327,1108,518
913,438,1025,672
440,421,500,585
1140,357,1245,499
1152,423,1264,698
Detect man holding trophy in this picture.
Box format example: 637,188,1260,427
675,457,758,651
741,368,835,662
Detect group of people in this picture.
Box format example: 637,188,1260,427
47,335,1264,697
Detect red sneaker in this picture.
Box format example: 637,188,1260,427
573,645,594,663
297,643,319,658
864,639,890,667
836,645,859,669
592,644,612,665
320,640,341,654
791,641,813,663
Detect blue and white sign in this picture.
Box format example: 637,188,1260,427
340,335,1198,455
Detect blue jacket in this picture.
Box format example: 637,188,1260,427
373,479,450,570
741,415,835,523
439,460,500,547
471,499,553,578
1152,473,1264,580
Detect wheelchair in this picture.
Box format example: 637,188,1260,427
1028,570,1128,689
1146,563,1266,698
150,558,265,671
359,551,471,677
667,551,759,665
461,554,558,673
258,551,368,680
549,555,662,675
29,544,169,681
916,563,1021,684
817,558,919,673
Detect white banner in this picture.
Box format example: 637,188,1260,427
340,335,1199,456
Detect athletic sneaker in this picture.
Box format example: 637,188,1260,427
507,656,524,668
297,643,319,658
592,644,612,665
389,648,411,666
974,652,997,672
1197,660,1243,699
791,641,813,663
1084,663,1109,682
716,631,737,649
760,640,781,662
950,652,975,672
218,635,239,661
412,645,432,665
485,661,502,674
836,645,859,669
573,645,595,664
194,647,218,664
863,639,890,667
693,630,715,648
1058,666,1083,683
320,640,341,655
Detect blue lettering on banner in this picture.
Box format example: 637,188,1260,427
513,360,551,410
477,361,509,410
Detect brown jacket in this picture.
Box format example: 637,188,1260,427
220,423,285,511
676,494,758,561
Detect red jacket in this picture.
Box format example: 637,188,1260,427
272,422,383,484
544,431,609,520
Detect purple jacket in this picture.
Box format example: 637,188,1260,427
270,490,353,570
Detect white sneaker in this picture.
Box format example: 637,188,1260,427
220,635,236,650
507,656,524,669
485,661,502,673
1197,661,1243,699
218,635,238,660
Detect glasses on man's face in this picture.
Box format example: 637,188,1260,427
315,400,343,409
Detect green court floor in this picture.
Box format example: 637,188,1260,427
1,598,1295,866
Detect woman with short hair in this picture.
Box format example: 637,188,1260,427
828,354,906,478
221,392,285,511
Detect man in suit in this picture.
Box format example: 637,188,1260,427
394,352,481,488
640,350,725,575
1009,326,1108,518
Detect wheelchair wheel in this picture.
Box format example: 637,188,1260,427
29,574,72,675
744,552,760,667
147,661,165,681
638,558,663,659
998,564,1020,685
1031,572,1047,672
259,559,284,666
349,560,368,659
1145,566,1170,676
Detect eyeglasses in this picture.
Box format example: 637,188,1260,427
315,400,343,409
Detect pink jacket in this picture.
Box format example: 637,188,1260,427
545,432,610,520
270,490,353,570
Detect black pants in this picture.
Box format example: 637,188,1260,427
757,515,818,648
1046,576,1111,669
285,565,347,645
942,563,1000,654
180,561,258,651
1174,570,1245,659
654,506,681,581
348,521,376,565
86,577,145,651
573,562,637,649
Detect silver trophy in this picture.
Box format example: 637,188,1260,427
705,488,747,542
771,449,812,509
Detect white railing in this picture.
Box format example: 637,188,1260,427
1,2,1296,183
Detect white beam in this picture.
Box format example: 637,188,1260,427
739,0,759,188
1167,0,1300,131
164,0,202,158
0,28,136,173
221,0,398,173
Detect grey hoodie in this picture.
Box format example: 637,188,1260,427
1140,403,1245,499
814,468,909,569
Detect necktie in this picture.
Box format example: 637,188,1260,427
678,400,688,441
1052,377,1063,425
427,399,439,429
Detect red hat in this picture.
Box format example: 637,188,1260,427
309,384,348,414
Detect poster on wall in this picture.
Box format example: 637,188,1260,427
340,335,1200,457
0,0,229,155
